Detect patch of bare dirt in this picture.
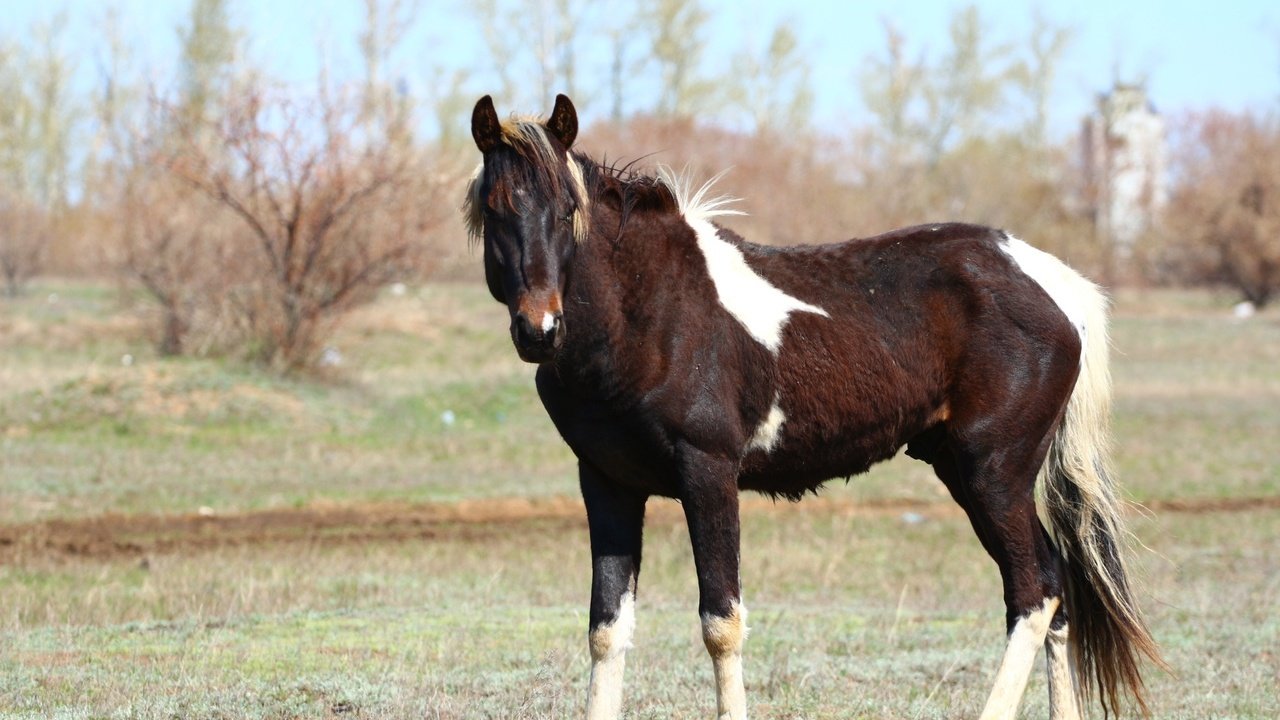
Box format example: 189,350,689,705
1,494,1275,564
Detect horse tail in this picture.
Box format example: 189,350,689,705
1038,275,1163,717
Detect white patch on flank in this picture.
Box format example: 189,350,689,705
701,600,749,720
979,597,1060,720
1044,622,1082,720
747,395,786,454
541,311,556,333
586,592,636,720
999,236,1087,341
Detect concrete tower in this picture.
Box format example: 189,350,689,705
1081,84,1168,261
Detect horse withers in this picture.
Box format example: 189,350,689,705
464,94,1161,720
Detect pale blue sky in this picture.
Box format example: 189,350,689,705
3,0,1278,139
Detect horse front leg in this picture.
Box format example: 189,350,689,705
678,445,748,720
581,461,647,720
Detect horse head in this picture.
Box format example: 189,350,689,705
467,94,587,364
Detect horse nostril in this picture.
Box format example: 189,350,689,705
514,310,563,355
515,313,538,345
542,312,564,345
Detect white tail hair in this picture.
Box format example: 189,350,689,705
1035,263,1164,717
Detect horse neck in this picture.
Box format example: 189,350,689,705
559,200,694,365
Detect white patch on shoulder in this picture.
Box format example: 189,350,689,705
998,236,1086,340
690,216,828,353
747,394,785,454
658,165,828,354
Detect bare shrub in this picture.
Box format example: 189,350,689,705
99,94,236,357
118,162,229,356
0,190,49,297
163,86,451,370
923,138,1103,271
1154,110,1280,307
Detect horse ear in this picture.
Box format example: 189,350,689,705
471,95,502,153
547,94,578,149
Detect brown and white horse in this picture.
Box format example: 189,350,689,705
464,94,1161,719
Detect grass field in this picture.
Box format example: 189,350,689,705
1,280,1277,718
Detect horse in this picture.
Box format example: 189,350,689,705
464,94,1161,720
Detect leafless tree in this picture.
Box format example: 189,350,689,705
1158,110,1280,307
0,14,75,290
118,142,227,355
727,21,814,134
0,191,49,297
176,0,239,132
358,0,421,142
470,0,596,112
636,0,714,117
166,86,446,369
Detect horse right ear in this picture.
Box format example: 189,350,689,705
546,94,578,149
472,95,502,153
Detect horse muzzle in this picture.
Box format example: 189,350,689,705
511,291,565,363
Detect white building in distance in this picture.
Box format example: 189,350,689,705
1081,84,1169,261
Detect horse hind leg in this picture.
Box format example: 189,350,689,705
1044,604,1082,720
987,529,1083,720
929,440,1067,720
981,596,1059,720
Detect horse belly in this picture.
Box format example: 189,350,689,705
737,423,912,498
735,364,944,499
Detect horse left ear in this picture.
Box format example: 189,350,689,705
472,95,502,153
547,94,578,149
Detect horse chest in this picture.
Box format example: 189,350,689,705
536,368,685,495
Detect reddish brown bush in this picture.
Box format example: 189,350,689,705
1154,110,1280,307
156,87,454,369
0,190,50,298
117,162,229,356
578,116,1100,276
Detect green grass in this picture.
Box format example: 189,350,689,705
1108,307,1280,502
1,281,575,522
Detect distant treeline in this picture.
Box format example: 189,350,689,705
1,1,1276,370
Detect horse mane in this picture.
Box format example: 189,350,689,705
654,166,745,223
575,156,673,238
577,157,751,245
464,119,741,245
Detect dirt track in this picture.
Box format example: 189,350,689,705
2,494,1277,564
